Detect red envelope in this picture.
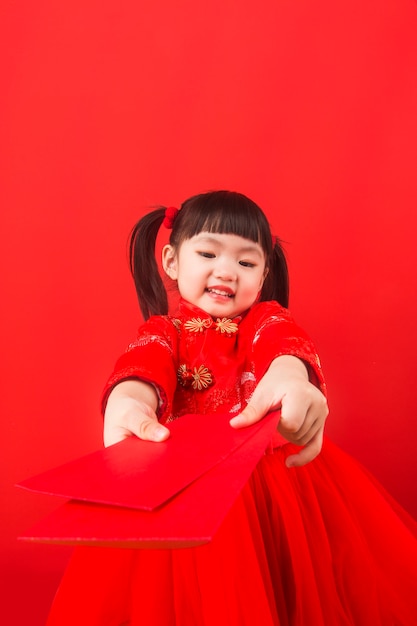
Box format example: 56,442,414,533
18,412,280,510
19,412,281,548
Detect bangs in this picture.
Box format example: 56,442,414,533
172,191,272,256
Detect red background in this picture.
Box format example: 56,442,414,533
1,1,417,624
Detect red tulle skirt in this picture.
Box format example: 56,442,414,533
46,439,417,626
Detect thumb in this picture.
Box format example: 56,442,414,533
104,414,170,447
134,415,170,442
230,396,274,429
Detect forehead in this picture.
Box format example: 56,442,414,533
184,232,265,256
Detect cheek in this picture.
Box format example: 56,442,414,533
178,268,199,291
242,276,264,297
257,271,267,289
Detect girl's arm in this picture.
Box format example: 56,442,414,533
103,379,170,447
230,355,329,468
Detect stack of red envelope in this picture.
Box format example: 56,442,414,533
18,411,280,549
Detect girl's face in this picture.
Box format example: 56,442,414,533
162,232,268,318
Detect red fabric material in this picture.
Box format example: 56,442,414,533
19,412,281,544
46,440,417,625
102,299,326,422
45,300,417,625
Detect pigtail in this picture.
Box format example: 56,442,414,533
129,208,168,320
261,238,289,308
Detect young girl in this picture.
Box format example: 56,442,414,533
47,191,417,626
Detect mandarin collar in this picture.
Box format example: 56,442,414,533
177,298,246,325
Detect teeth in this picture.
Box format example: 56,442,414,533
208,288,233,297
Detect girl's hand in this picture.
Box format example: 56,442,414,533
103,380,170,447
229,355,328,467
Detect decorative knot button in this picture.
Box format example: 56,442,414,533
183,317,238,335
177,364,213,390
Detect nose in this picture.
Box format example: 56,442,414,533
213,257,236,281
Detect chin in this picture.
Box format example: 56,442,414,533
211,306,241,319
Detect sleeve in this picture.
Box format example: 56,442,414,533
251,303,327,395
101,316,179,419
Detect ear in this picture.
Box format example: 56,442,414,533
162,244,178,280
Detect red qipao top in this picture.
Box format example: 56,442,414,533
102,299,326,427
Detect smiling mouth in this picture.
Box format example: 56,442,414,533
207,288,234,298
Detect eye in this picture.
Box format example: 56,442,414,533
239,260,256,268
197,251,216,258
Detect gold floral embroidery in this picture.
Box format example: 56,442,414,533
215,318,238,334
184,317,213,332
171,318,182,330
177,363,213,390
191,365,213,390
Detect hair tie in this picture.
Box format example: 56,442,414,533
163,206,180,229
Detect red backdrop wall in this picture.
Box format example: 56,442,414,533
1,1,417,624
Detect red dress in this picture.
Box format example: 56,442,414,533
47,300,417,626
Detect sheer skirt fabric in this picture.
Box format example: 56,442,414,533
46,439,417,626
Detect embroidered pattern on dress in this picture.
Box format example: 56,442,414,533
127,334,173,353
184,317,213,332
180,316,238,335
191,365,213,390
214,318,238,334
253,315,290,345
240,371,256,384
165,413,180,423
177,363,213,390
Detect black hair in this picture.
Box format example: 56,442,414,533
129,190,289,320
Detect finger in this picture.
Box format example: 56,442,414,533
284,428,324,468
291,399,328,445
280,392,328,441
230,401,270,428
279,414,320,446
279,393,310,435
